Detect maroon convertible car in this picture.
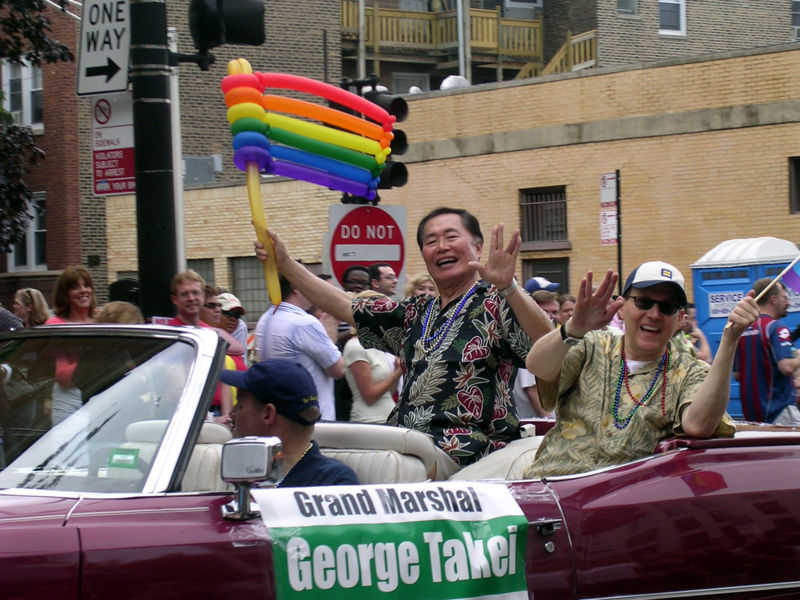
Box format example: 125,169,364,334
0,325,798,600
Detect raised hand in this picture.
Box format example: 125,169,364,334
468,224,520,289
567,270,624,337
254,228,290,271
723,290,759,337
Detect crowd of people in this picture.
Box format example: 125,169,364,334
3,206,799,486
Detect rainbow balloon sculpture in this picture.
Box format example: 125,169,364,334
221,58,403,303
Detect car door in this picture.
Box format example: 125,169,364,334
507,481,576,599
550,442,800,599
0,494,81,600
69,493,276,600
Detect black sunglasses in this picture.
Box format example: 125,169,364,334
628,295,682,316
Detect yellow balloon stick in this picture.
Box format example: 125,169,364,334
226,58,281,306
246,162,282,306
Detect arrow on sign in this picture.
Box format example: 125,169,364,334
85,57,121,83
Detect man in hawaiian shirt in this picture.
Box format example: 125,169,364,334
524,262,759,478
256,207,554,467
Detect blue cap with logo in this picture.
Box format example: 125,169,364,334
524,276,560,294
220,359,320,425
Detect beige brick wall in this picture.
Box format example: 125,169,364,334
106,180,339,291
107,45,800,303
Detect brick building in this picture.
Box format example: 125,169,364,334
544,0,793,67
4,1,799,316
0,9,84,303
0,0,342,308
106,43,800,320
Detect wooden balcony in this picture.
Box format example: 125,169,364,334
342,0,542,71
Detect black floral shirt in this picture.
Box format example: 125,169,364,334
352,281,532,465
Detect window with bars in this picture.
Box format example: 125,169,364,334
617,0,637,15
790,157,800,214
520,186,568,245
659,0,685,35
793,0,800,39
187,259,214,288
230,256,271,317
2,61,43,128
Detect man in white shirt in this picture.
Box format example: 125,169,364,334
255,275,345,421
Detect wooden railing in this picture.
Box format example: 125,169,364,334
342,0,542,59
538,29,597,77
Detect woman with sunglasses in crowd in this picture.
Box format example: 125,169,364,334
12,288,50,327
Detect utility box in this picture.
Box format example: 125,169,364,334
691,237,800,418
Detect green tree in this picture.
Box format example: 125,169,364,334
0,0,73,252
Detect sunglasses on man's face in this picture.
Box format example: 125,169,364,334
222,310,241,319
628,295,682,316
204,302,221,310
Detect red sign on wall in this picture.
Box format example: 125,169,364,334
92,93,136,196
329,206,405,287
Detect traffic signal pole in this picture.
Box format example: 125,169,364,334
130,0,179,319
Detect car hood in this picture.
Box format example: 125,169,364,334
0,491,78,524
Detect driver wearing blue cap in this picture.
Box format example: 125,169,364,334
221,359,358,487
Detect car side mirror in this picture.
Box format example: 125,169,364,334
220,436,284,520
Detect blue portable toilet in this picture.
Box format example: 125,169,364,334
691,237,800,418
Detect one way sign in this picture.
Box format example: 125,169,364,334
76,0,130,95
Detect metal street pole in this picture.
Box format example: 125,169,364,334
130,0,179,319
616,168,622,296
168,27,187,272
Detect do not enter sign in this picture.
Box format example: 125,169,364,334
329,205,406,287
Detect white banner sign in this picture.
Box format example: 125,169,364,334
253,482,528,600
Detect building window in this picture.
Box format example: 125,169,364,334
398,0,427,10
230,256,270,317
505,0,542,9
187,258,214,288
659,0,685,35
522,258,569,294
1,61,43,129
520,186,567,245
793,1,800,40
790,157,800,214
393,72,430,94
617,0,637,15
8,193,46,272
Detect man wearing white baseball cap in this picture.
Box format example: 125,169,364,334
523,262,759,478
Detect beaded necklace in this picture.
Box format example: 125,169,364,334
612,345,671,430
420,283,478,354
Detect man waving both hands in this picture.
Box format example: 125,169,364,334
255,207,554,469
524,262,760,478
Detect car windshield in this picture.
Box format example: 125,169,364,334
0,331,196,494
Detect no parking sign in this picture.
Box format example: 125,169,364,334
327,205,406,289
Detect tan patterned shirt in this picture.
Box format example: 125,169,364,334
525,330,735,478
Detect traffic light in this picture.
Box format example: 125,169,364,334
364,88,408,123
360,82,408,189
188,0,265,52
331,76,410,198
377,160,408,189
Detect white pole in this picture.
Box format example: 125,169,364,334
168,27,186,271
358,0,366,79
456,0,465,77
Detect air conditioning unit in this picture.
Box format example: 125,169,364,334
10,111,22,126
793,25,800,41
